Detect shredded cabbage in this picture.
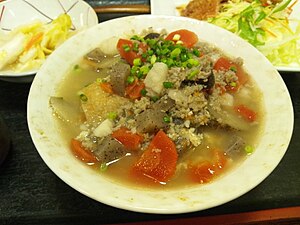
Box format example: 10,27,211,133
0,14,73,73
207,0,300,67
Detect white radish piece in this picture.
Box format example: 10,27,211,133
93,119,114,138
144,62,168,95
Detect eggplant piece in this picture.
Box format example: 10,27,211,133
93,137,127,163
109,61,131,96
136,109,169,133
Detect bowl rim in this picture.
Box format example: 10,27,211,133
27,14,294,214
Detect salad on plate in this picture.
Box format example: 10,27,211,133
152,0,300,71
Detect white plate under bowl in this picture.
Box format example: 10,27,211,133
0,0,98,83
27,15,294,214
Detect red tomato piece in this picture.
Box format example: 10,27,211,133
71,139,98,163
131,130,178,183
116,38,147,65
111,127,143,151
165,29,198,48
188,149,228,184
234,104,257,122
125,79,145,100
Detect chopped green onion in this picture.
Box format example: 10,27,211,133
193,49,200,57
96,78,103,83
127,76,135,84
180,53,189,62
170,48,181,58
130,66,139,75
73,64,81,72
132,42,139,52
130,35,144,42
151,96,159,102
100,163,108,172
163,115,171,123
187,69,199,80
150,55,157,64
133,58,142,66
147,49,154,55
230,82,237,87
163,82,174,89
107,112,117,120
136,71,144,79
140,88,147,96
244,145,254,154
166,58,174,68
122,44,130,52
187,58,199,66
230,66,237,72
79,93,88,102
140,65,150,75
161,48,170,55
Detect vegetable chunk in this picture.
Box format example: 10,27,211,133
132,130,178,183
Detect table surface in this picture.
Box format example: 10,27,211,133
1,1,300,225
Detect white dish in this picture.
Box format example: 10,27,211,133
150,0,300,72
27,15,293,214
0,0,98,82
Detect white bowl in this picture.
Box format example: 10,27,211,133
27,15,294,214
0,0,98,83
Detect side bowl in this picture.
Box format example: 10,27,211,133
0,0,98,83
27,15,294,214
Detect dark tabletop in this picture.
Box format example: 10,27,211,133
0,1,300,225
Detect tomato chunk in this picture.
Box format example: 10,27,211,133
125,79,145,100
214,57,249,92
116,38,147,65
188,149,227,184
234,104,257,122
71,139,98,163
112,127,143,151
165,29,198,48
132,130,178,183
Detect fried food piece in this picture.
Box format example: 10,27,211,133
181,0,221,20
80,82,130,123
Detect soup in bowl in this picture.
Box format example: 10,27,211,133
27,15,293,213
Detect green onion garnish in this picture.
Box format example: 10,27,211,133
122,44,130,52
187,69,199,80
100,163,108,172
245,145,254,154
79,93,88,102
133,58,142,66
151,96,159,102
163,116,171,123
107,112,117,120
163,82,174,89
127,76,135,84
140,88,147,96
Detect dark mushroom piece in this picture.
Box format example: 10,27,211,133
144,33,160,40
